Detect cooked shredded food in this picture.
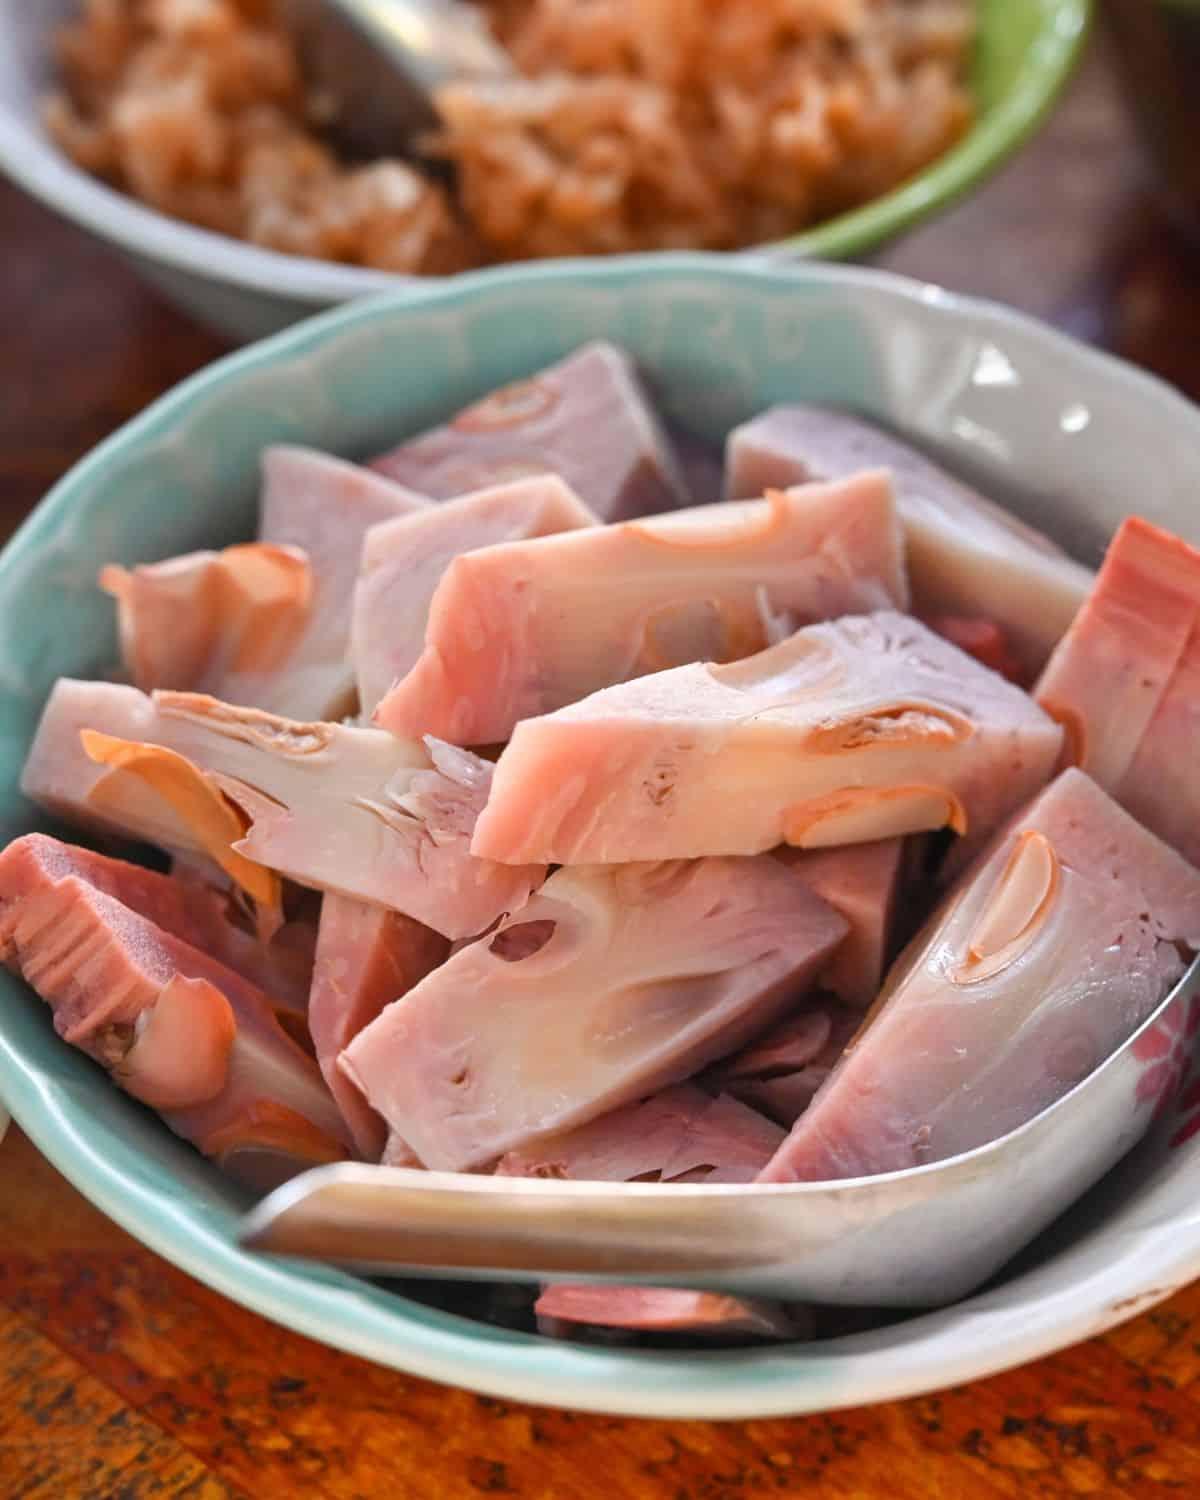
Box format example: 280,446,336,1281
48,0,975,273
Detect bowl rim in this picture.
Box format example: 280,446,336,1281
0,0,1090,301
3,250,1199,1422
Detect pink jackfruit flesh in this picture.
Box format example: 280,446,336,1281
340,856,847,1171
0,834,349,1186
704,999,860,1128
309,894,449,1160
253,446,429,719
370,341,690,520
494,1084,784,1183
374,473,908,745
101,449,427,724
352,474,597,718
472,612,1063,866
1036,516,1200,868
100,543,314,703
777,839,908,1008
925,616,1024,684
164,868,323,1016
0,833,310,1014
725,404,1093,680
534,1285,803,1341
21,679,543,941
760,769,1200,1183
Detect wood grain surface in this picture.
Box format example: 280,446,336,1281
5,38,1200,1500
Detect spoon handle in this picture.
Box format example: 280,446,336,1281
237,947,1197,1308
240,1165,783,1288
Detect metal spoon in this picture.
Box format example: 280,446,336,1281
240,956,1200,1310
281,0,513,159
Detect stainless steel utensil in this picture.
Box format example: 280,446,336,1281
240,957,1200,1309
281,0,512,159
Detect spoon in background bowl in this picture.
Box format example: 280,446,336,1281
281,0,513,160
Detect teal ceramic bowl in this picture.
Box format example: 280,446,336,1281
4,255,1200,1421
0,0,1091,342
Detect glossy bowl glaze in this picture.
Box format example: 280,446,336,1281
1,256,1198,1419
0,0,1090,341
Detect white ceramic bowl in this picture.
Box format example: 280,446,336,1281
2,255,1199,1419
0,0,1089,343
0,0,398,341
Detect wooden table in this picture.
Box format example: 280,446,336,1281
5,39,1200,1499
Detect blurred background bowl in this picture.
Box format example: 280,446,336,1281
2,254,1200,1419
0,0,1090,343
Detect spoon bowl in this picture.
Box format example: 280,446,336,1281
240,957,1200,1307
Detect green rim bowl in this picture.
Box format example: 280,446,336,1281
780,0,1092,260
5,253,1200,1422
0,0,1090,341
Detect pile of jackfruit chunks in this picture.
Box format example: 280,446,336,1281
9,341,1200,1344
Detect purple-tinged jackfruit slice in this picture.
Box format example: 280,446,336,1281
21,680,543,941
0,834,310,1016
260,446,428,541
534,1285,802,1341
309,895,449,1160
100,449,428,723
352,475,597,718
241,912,317,1017
725,404,1093,680
0,833,350,1185
1036,517,1200,868
253,446,429,719
712,1007,834,1081
654,1093,786,1184
340,856,847,1171
473,612,1063,866
709,1001,860,1128
370,341,690,521
760,769,1200,1183
164,859,316,1015
100,544,313,701
776,839,907,1008
664,422,724,507
494,1084,784,1183
375,474,908,745
381,1135,423,1168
